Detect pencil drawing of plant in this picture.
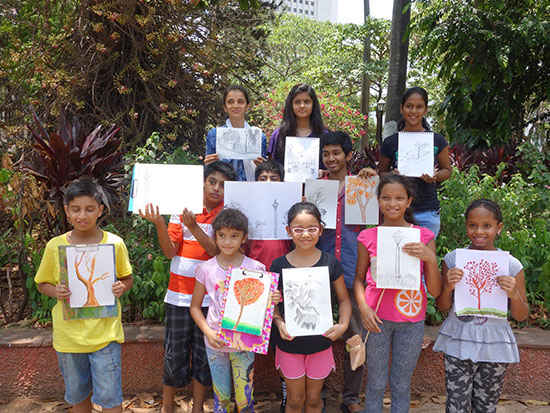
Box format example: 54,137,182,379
401,142,432,162
464,259,499,309
392,230,406,280
307,189,327,220
285,278,321,331
74,251,111,307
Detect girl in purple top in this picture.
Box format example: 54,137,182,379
268,84,326,168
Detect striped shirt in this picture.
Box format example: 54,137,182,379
165,203,223,307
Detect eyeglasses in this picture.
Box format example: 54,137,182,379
290,226,320,235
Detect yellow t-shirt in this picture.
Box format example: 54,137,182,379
34,231,132,353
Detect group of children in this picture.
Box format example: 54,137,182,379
35,84,528,413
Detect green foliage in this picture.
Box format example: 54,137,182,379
413,0,550,147
261,14,391,110
437,165,550,326
0,0,276,150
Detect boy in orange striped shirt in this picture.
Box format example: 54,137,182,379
140,161,236,413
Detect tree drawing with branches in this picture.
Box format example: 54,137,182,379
464,259,499,309
345,176,377,222
74,251,111,307
233,278,265,330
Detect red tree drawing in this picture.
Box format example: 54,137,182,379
463,259,499,309
233,278,265,330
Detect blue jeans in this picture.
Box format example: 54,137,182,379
363,320,424,413
56,341,122,408
413,210,440,238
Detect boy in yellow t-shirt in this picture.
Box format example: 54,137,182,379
35,177,133,413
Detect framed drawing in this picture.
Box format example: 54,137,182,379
217,269,279,354
305,179,339,229
282,266,333,337
216,127,262,160
128,163,203,215
454,249,509,318
284,137,320,183
375,226,421,290
59,244,118,320
224,181,302,240
345,175,379,225
397,132,434,177
221,268,271,336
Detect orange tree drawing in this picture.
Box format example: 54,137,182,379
74,251,111,307
464,259,499,309
345,177,377,222
233,278,265,330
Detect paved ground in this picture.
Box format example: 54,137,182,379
1,392,549,412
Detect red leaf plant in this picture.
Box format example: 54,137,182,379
464,259,499,309
233,278,265,330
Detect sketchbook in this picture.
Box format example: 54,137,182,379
216,127,263,160
217,268,279,354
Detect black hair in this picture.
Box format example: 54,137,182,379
204,161,237,182
465,199,503,223
320,130,353,155
287,201,325,227
377,174,416,225
274,83,325,163
63,177,109,214
397,86,431,131
212,208,248,235
223,84,250,105
254,159,284,181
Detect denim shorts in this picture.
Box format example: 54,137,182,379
56,341,122,408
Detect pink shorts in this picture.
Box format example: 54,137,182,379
275,346,335,380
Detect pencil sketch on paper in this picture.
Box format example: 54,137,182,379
216,127,262,160
128,163,203,215
224,182,302,240
305,179,339,229
398,132,434,177
345,176,379,225
65,245,116,308
376,226,421,290
221,268,271,336
455,249,509,318
284,137,320,183
283,266,333,337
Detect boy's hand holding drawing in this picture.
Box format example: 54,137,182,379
138,203,164,226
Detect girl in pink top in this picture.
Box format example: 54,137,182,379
353,174,441,413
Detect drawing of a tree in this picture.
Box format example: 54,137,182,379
464,259,499,309
233,278,265,330
74,251,110,307
308,190,327,219
392,230,406,279
345,177,377,222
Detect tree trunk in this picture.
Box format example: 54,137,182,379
385,0,411,123
360,0,371,151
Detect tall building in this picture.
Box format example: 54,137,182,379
277,0,338,23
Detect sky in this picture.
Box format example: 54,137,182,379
338,0,393,23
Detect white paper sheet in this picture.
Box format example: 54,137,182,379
305,179,339,229
454,249,509,318
224,181,302,240
65,244,116,308
128,163,203,215
375,226,421,290
397,132,434,177
216,127,262,160
284,137,320,183
344,176,379,225
221,268,271,336
282,266,333,337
